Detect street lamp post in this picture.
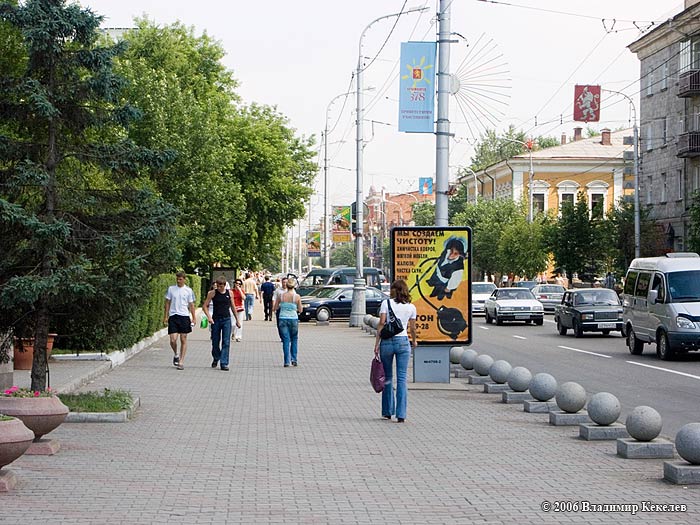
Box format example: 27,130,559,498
603,88,640,259
350,5,427,327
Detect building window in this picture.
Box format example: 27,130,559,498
694,165,700,193
645,124,653,151
678,169,683,201
646,175,653,204
662,118,667,146
556,180,579,213
680,37,700,74
661,173,667,202
646,66,654,96
679,115,685,135
661,62,669,90
586,180,608,217
532,194,545,215
590,194,605,218
560,193,574,206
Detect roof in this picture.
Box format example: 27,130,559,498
511,129,632,162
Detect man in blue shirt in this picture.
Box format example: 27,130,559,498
260,275,276,321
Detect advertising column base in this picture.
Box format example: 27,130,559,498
413,346,450,383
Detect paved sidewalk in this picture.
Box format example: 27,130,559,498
2,309,699,524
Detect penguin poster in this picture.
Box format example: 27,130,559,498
391,226,472,345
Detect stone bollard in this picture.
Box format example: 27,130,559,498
368,317,380,330
449,346,464,364
617,406,674,459
484,360,511,393
524,373,557,413
579,392,628,440
468,354,493,385
459,349,477,370
502,367,533,404
665,423,700,484
550,382,591,426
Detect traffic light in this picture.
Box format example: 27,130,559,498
351,201,357,235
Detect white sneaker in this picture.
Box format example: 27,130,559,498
235,337,241,342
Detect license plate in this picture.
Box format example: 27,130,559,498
598,322,617,329
515,314,530,319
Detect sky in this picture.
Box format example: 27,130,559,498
79,0,685,227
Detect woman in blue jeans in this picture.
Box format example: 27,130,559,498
374,279,417,422
272,277,303,367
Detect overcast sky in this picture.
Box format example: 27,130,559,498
80,0,684,226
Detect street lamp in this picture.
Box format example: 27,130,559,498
603,88,640,259
350,5,428,327
461,167,478,203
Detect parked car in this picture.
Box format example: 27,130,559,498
622,252,700,360
297,266,384,296
484,288,544,325
299,285,388,321
511,280,539,291
531,284,567,312
554,288,622,338
471,282,497,315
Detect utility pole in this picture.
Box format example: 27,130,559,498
435,0,452,227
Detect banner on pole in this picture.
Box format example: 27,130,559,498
573,85,601,122
419,177,433,195
306,231,321,257
390,226,472,345
331,205,351,232
398,42,437,133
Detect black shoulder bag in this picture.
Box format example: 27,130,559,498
380,299,404,339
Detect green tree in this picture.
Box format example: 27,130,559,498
609,198,665,272
497,217,549,278
548,194,592,279
471,125,527,171
536,136,560,149
412,201,435,226
330,242,369,267
0,0,178,390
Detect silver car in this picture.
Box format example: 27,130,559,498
531,284,566,312
484,288,544,325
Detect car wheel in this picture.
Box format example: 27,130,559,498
602,329,611,335
316,306,331,322
525,319,532,325
657,331,675,361
485,310,491,324
495,312,503,326
534,318,543,326
556,319,567,336
573,319,584,338
627,326,644,355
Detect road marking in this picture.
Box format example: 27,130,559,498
478,325,489,330
513,335,527,340
544,318,555,324
626,361,700,381
557,345,612,358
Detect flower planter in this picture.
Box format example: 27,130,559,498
0,395,68,440
13,334,57,370
0,417,34,469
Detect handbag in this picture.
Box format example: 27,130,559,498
379,300,403,339
370,356,385,393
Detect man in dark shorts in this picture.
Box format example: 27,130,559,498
164,271,197,370
260,275,276,321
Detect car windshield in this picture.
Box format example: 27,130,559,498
313,287,348,298
667,271,700,302
472,283,497,294
499,289,535,300
573,289,619,306
536,285,565,293
512,281,537,290
300,274,330,287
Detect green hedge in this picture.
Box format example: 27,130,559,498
55,273,202,352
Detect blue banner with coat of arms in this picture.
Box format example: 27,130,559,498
398,41,437,133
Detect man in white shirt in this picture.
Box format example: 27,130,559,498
163,271,196,370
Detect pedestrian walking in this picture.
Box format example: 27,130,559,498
604,271,615,290
242,272,259,320
231,278,246,341
260,275,276,321
203,276,240,371
163,271,197,370
272,276,302,367
274,276,288,341
374,279,417,422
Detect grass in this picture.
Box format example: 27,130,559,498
59,389,133,413
0,414,14,421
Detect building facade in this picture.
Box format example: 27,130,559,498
629,0,700,251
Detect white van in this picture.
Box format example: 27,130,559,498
622,252,700,360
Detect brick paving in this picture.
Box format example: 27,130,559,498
2,306,700,524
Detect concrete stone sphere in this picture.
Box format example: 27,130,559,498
507,367,532,392
363,314,372,326
449,346,465,364
587,392,621,426
626,406,662,442
489,360,512,384
529,373,557,401
316,308,330,322
368,316,380,329
473,354,494,376
459,349,478,370
555,382,586,413
675,423,700,465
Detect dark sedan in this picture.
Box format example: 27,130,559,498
554,288,623,337
299,285,388,321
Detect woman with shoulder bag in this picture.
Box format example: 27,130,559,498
232,279,246,342
374,279,417,422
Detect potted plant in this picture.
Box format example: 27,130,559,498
0,332,12,391
0,387,68,454
0,414,34,468
12,333,58,371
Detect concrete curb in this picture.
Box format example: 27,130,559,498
65,396,140,423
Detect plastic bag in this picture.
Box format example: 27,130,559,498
370,356,385,393
200,316,208,329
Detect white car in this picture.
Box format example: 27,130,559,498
471,282,497,315
484,287,544,325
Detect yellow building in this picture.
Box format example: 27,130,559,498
459,128,634,216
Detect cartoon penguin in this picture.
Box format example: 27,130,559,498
426,236,466,300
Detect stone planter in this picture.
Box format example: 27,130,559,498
13,334,57,370
0,395,68,440
0,417,34,468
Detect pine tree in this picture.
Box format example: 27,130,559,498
0,0,178,390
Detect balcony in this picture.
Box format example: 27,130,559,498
678,70,700,98
678,131,700,157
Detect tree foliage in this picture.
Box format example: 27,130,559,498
470,125,528,171
497,217,549,278
0,0,178,389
